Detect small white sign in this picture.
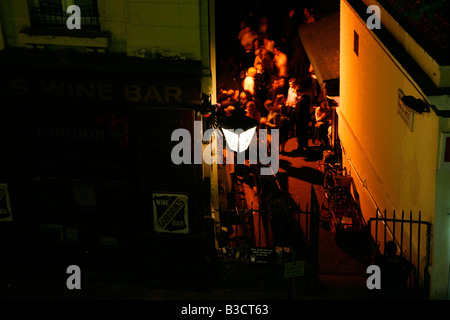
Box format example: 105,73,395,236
284,261,305,278
398,89,414,132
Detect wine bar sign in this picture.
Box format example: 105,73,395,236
152,193,189,234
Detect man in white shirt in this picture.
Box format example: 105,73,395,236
242,67,257,96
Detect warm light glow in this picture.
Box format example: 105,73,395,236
222,128,239,152
238,126,256,153
222,127,257,153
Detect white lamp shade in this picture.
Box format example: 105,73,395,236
222,126,257,153
222,128,239,152
238,126,256,152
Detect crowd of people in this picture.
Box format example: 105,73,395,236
216,5,332,154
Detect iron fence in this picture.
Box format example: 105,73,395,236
368,210,432,297
216,182,320,265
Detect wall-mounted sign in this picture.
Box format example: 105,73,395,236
0,183,13,222
398,89,414,132
284,260,305,278
153,193,189,234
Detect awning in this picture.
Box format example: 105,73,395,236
298,11,340,87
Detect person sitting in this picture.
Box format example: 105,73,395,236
374,241,414,294
314,101,331,146
260,99,281,152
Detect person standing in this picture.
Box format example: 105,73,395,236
273,46,288,79
285,78,299,138
285,78,299,108
295,88,311,151
281,8,298,58
238,19,258,71
242,67,257,96
254,63,270,115
303,7,316,24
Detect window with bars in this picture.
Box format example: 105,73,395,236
30,0,100,30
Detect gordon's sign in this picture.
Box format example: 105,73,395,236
152,193,189,234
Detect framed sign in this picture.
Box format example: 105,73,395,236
152,193,189,234
398,89,414,132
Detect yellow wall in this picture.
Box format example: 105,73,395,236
340,0,443,297
0,0,30,47
0,0,203,60
123,0,201,60
340,0,439,219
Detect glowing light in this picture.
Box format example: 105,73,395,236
222,126,257,153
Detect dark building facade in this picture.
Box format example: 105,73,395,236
0,45,212,288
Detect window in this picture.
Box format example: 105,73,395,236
30,0,100,30
353,30,359,56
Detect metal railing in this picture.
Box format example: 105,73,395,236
386,0,449,52
216,184,320,261
30,1,100,30
368,209,432,297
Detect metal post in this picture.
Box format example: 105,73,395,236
310,185,319,292
288,249,295,300
400,210,404,256
375,211,379,255
383,209,387,252
409,211,413,267
306,203,309,241
425,222,431,297
393,210,396,244
259,209,261,248
417,211,421,291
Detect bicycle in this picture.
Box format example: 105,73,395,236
318,161,349,200
318,161,363,235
